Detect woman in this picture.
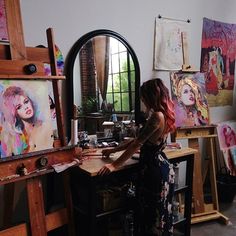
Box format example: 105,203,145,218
0,86,53,157
172,75,209,127
98,78,176,235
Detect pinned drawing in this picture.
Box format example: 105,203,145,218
0,80,54,158
154,17,190,70
170,72,209,127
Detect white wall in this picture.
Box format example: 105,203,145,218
20,0,236,123
1,0,235,226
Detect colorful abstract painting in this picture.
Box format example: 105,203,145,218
154,18,190,70
217,120,236,150
200,18,236,107
44,45,64,76
170,72,209,127
0,0,8,42
0,80,54,158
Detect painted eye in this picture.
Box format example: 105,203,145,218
16,105,22,110
24,98,29,104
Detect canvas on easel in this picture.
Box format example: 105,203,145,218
170,71,209,127
217,120,236,175
0,80,54,158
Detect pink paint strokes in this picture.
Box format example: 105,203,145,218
0,0,9,41
0,80,54,158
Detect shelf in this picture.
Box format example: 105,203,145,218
0,75,65,80
74,205,127,218
174,185,189,194
96,207,127,218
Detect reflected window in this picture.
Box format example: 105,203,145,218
106,38,135,112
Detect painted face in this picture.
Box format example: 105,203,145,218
180,84,195,106
15,95,34,120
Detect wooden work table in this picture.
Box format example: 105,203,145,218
71,147,197,236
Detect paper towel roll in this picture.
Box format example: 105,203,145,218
71,119,78,145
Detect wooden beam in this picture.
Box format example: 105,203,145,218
0,223,28,236
46,28,67,146
5,0,26,60
26,178,47,236
45,208,68,231
189,138,205,213
0,60,45,75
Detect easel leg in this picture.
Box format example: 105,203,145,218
189,138,205,213
208,138,219,211
63,172,76,236
26,177,47,236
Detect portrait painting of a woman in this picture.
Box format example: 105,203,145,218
0,80,54,158
170,72,209,127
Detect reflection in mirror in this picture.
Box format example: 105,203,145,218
66,30,140,137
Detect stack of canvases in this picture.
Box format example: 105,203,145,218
216,121,236,202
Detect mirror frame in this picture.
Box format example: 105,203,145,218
65,29,141,138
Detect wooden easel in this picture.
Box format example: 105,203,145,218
171,126,229,224
173,32,228,224
0,1,77,235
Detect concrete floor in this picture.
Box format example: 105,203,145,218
191,197,236,236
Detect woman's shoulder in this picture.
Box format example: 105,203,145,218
150,111,164,122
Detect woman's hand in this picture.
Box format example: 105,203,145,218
102,148,113,158
97,163,116,175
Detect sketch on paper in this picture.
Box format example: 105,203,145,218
200,17,236,107
0,80,54,158
170,72,209,127
153,18,189,70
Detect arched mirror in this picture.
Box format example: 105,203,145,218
66,29,140,137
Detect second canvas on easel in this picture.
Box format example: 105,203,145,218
0,80,54,158
170,72,210,127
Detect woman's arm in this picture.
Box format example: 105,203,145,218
98,138,141,175
98,112,165,175
102,138,134,157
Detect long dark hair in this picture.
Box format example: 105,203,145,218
140,78,175,133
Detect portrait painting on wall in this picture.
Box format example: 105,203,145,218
0,80,54,158
170,72,209,127
153,17,190,71
200,17,236,107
